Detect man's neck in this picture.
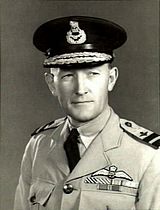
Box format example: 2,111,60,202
68,105,111,129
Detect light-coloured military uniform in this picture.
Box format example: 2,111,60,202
14,109,160,210
15,16,160,210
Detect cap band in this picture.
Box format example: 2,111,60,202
44,52,112,67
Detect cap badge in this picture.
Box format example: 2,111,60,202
66,21,86,44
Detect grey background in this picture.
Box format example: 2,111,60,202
1,0,159,209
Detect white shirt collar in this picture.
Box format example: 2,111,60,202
66,106,111,148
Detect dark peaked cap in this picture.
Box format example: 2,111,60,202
33,16,127,68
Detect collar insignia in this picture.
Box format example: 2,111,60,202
66,21,86,44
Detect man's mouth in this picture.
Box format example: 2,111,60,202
72,101,94,104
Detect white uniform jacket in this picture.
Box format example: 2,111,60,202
14,111,160,210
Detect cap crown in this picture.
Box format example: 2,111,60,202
33,16,127,55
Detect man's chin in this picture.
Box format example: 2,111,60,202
69,113,97,124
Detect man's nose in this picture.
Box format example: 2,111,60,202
75,75,88,95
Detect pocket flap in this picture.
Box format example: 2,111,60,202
29,179,55,206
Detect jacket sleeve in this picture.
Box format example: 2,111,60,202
14,136,37,210
136,149,160,210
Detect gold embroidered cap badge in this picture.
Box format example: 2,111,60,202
66,21,86,44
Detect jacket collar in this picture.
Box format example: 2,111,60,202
46,108,123,180
46,123,70,176
101,109,123,152
66,109,123,181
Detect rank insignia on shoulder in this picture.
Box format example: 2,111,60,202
31,117,66,136
120,118,160,149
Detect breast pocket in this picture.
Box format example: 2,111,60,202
28,179,55,210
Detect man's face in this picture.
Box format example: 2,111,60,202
46,63,118,124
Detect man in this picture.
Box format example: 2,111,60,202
14,16,160,210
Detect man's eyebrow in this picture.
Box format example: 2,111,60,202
59,69,74,74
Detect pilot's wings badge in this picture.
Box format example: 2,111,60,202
92,165,133,181
84,165,138,193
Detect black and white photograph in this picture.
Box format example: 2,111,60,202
1,1,160,210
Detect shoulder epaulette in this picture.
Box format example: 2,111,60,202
31,117,66,136
120,118,160,149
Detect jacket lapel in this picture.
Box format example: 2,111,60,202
66,134,110,181
46,122,70,176
67,111,123,182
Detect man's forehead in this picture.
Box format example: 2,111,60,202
50,63,110,74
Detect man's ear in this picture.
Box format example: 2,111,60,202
108,67,118,91
44,73,57,96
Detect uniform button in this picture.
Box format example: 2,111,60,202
63,184,73,194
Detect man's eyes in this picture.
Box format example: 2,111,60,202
60,71,100,79
61,74,74,79
88,71,100,76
